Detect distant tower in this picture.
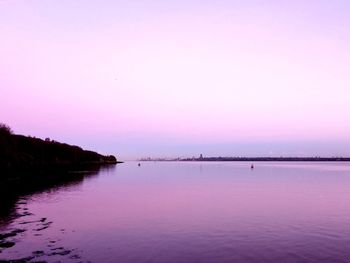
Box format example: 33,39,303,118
199,154,203,160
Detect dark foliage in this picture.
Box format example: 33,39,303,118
0,123,12,135
0,124,118,181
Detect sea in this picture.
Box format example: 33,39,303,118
1,161,350,262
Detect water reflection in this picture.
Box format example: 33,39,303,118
0,166,116,262
0,167,106,226
1,162,350,262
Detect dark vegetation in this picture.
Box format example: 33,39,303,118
0,124,119,260
0,123,118,185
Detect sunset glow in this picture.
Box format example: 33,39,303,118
1,1,350,159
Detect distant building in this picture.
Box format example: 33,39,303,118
199,154,203,160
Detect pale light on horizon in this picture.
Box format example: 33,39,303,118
1,1,350,159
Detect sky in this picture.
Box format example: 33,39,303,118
1,0,350,159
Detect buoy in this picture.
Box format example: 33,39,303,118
251,164,254,169
138,163,141,167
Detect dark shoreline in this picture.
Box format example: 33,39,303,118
141,157,350,162
0,125,121,186
0,125,122,257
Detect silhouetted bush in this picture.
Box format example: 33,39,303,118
0,123,12,135
0,124,118,180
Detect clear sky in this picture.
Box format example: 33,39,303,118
1,0,350,159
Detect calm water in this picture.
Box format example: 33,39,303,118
2,162,350,262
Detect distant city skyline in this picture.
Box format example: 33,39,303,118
1,1,350,159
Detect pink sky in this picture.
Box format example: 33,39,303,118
1,1,350,159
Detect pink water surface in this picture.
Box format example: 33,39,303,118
2,162,350,262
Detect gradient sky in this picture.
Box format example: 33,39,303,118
1,0,350,159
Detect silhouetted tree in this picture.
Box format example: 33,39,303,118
0,124,118,179
0,123,12,135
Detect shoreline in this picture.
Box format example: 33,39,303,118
140,157,350,162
